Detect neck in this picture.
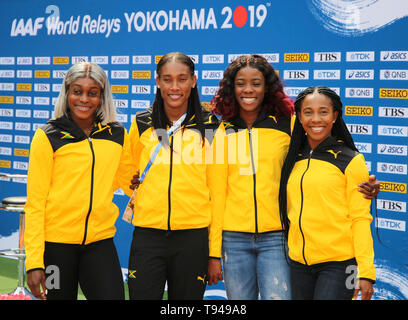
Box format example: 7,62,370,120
239,109,260,129
164,105,188,123
75,118,95,136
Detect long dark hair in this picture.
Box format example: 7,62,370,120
279,86,357,239
152,52,204,147
211,54,293,120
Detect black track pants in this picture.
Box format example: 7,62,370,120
44,238,125,300
128,227,209,300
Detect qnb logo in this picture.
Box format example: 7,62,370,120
124,4,268,32
345,88,373,98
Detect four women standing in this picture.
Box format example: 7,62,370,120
24,54,378,300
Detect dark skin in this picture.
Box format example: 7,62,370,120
129,173,380,289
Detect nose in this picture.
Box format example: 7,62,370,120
242,84,254,93
310,112,321,122
79,93,89,103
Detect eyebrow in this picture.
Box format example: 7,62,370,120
71,84,100,89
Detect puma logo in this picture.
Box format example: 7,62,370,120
327,149,341,159
197,275,206,284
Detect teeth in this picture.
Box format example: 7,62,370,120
310,127,324,133
76,106,91,111
242,98,256,103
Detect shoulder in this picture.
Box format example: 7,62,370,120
133,107,153,136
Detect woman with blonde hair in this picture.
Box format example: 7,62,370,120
25,62,135,300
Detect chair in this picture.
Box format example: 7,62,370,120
0,173,32,297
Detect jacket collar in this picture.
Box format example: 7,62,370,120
227,109,269,129
302,136,343,154
47,114,106,139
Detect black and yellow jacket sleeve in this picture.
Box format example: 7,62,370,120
128,108,227,258
24,115,136,272
286,136,375,282
221,111,295,234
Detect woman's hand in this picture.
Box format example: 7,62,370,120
358,174,380,199
129,170,141,191
353,279,374,300
27,269,47,300
208,258,223,286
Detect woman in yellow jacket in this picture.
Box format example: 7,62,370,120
24,62,135,300
126,52,226,300
279,86,375,300
209,56,378,300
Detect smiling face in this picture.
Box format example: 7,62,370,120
156,61,197,120
67,77,101,127
234,66,265,124
299,92,338,149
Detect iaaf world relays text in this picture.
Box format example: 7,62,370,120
10,4,269,38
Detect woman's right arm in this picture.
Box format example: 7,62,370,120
24,129,54,299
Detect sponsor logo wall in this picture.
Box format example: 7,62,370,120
0,0,407,299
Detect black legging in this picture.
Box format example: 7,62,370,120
44,238,124,300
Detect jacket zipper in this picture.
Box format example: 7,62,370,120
248,129,258,236
82,136,95,245
298,149,313,265
167,135,174,232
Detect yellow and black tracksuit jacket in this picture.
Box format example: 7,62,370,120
286,136,375,281
221,110,295,235
128,108,226,258
24,115,135,272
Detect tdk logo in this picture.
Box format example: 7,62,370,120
346,51,375,62
378,125,408,137
355,142,372,153
313,70,340,80
376,218,406,232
